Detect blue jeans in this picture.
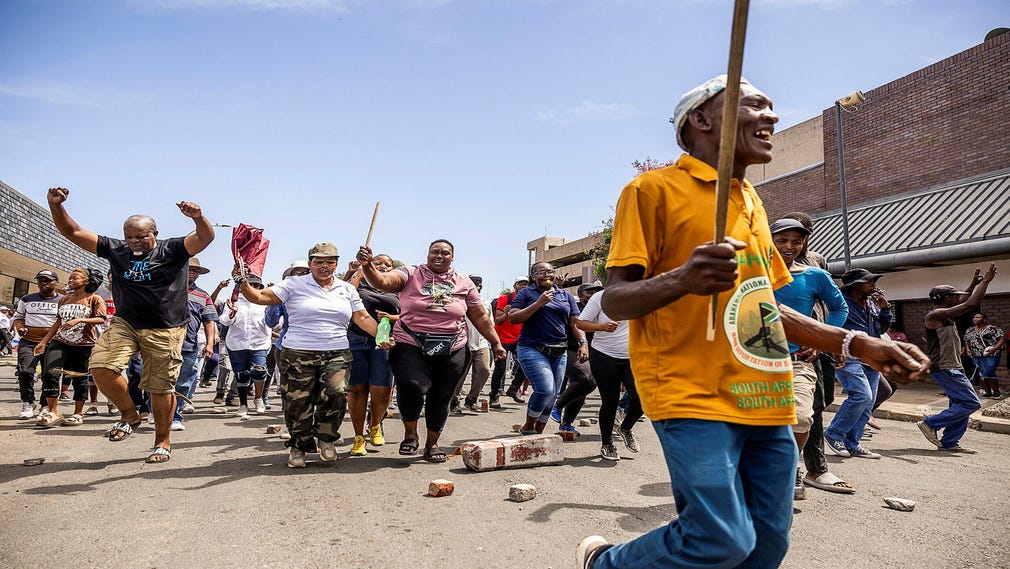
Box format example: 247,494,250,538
516,345,567,422
970,355,999,379
173,350,201,422
925,369,981,448
825,359,879,450
348,330,394,387
596,419,795,569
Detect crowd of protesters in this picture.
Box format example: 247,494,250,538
1,77,1006,569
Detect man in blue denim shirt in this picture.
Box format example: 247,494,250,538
824,268,892,459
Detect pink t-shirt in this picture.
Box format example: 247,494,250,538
392,264,481,352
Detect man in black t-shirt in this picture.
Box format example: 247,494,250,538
47,186,215,464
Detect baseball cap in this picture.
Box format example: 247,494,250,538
840,268,883,288
769,219,811,236
929,285,969,303
35,270,59,281
670,75,767,152
514,275,529,284
308,243,339,258
282,260,310,279
578,280,604,295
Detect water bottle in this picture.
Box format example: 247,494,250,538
375,317,391,346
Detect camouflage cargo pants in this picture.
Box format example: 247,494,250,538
279,348,351,452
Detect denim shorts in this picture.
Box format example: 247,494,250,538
348,330,394,387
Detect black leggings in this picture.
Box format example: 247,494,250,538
42,341,93,401
389,343,471,434
556,349,596,424
589,347,643,445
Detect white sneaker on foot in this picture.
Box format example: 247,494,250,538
181,403,195,414
254,398,266,414
288,448,306,468
170,420,186,431
576,536,611,569
319,441,338,462
237,405,250,420
18,402,34,419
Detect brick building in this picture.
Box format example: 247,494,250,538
0,180,107,306
750,30,1010,348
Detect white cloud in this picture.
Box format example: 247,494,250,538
0,83,100,107
538,100,647,125
150,0,350,11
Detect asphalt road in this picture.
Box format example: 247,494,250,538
2,367,1009,569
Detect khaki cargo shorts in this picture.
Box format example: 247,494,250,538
89,317,186,394
791,359,817,433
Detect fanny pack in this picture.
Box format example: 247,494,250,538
401,322,460,357
535,343,568,358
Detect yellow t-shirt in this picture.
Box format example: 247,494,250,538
606,154,795,426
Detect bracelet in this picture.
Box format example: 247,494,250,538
841,330,867,359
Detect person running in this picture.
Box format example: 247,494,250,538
493,276,529,406
33,268,107,427
47,186,215,464
11,270,62,419
917,264,997,453
171,257,217,431
221,274,273,420
240,243,385,467
552,281,601,435
576,286,642,461
963,313,1004,398
769,218,848,499
344,254,400,456
577,75,930,569
508,262,589,436
356,240,505,463
823,268,892,460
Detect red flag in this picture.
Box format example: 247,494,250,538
230,224,269,303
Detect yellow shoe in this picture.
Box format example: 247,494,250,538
351,435,367,456
368,424,385,446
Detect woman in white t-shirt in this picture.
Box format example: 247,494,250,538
239,243,389,468
576,289,644,462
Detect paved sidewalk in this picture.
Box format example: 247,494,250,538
827,371,1010,435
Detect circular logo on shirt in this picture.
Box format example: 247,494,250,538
724,276,792,372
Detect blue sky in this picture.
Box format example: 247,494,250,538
1,0,1005,294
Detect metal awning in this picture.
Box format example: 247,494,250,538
811,169,1010,274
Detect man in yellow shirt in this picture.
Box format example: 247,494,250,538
576,76,931,569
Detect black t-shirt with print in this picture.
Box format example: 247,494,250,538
97,235,191,329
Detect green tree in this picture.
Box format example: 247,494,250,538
588,157,675,284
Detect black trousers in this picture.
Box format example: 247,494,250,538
390,343,471,434
803,354,835,475
588,347,643,446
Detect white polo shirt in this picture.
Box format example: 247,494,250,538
269,274,364,351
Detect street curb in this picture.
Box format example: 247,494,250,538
827,401,1010,435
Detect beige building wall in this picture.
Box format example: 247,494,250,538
527,234,603,293
747,117,823,184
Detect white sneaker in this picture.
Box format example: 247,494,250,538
18,402,34,419
319,441,338,462
287,448,306,468
254,398,266,414
147,414,155,425
181,403,196,414
237,405,250,420
38,405,49,419
170,420,186,431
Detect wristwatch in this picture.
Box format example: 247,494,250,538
578,339,588,345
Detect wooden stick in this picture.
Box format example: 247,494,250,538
707,0,751,342
365,202,381,247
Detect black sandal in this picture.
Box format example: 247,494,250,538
399,438,419,455
423,447,447,463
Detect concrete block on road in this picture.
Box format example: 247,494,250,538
509,483,537,502
265,425,284,434
461,434,565,472
558,430,577,441
883,497,916,512
577,418,592,427
428,479,454,497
